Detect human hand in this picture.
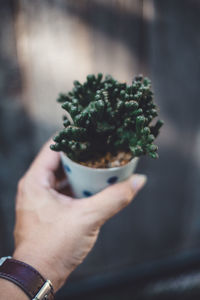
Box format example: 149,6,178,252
13,139,146,292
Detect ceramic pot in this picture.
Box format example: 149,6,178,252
61,152,139,198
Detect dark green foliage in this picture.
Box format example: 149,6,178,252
50,74,163,162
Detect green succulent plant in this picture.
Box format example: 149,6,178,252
50,73,163,162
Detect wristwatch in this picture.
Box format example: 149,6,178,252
0,256,54,300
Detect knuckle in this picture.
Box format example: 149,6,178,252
17,177,25,194
121,187,133,207
121,196,130,207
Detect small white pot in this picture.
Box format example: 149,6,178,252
61,152,139,198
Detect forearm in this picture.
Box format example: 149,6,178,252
0,278,28,300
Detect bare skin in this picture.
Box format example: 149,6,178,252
0,139,146,299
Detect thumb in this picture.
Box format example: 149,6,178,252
86,174,147,225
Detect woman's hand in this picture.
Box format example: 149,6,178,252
13,139,146,292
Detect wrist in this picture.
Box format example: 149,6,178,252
13,246,66,292
0,278,29,300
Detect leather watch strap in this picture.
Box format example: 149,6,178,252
0,257,54,300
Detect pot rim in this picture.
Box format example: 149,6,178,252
60,152,139,172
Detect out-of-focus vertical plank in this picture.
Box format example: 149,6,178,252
143,0,200,253
0,0,35,256
0,0,20,255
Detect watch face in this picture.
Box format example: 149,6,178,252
0,256,12,266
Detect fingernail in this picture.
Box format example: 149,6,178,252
130,174,147,191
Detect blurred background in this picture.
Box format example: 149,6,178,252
0,0,200,299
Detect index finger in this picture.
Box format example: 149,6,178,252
28,138,61,186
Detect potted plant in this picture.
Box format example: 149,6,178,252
50,74,163,198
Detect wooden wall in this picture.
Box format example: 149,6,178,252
0,0,200,298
